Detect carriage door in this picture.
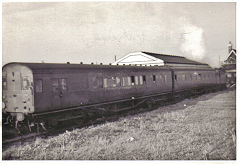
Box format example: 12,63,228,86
51,78,67,109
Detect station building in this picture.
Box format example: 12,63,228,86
221,41,236,85
112,51,211,69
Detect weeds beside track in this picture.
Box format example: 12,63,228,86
2,89,236,160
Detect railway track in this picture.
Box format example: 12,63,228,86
2,109,130,149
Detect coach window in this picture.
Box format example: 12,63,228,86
2,77,7,90
226,73,232,78
22,77,30,90
139,76,143,85
202,74,205,80
60,78,67,91
111,77,117,87
108,77,120,88
174,75,177,81
122,77,126,87
189,74,192,80
35,79,43,93
131,76,135,85
143,75,146,84
116,77,121,87
164,75,167,83
121,77,125,86
107,78,113,87
158,75,162,82
92,76,103,89
197,74,201,80
52,79,59,92
182,74,186,81
135,76,139,85
140,75,146,85
127,77,131,86
193,75,197,80
122,76,131,86
97,77,103,88
115,77,121,87
110,78,115,87
153,75,156,83
103,78,108,88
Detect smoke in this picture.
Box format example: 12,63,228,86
179,18,206,61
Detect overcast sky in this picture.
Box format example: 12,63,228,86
2,2,236,67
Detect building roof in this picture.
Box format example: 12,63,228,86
112,52,165,66
142,52,208,65
224,49,236,64
112,51,210,68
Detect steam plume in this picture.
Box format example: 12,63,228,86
180,19,206,61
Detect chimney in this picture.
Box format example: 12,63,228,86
228,41,232,54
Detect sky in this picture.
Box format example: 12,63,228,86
2,2,236,68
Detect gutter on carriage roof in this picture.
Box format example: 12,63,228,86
3,62,214,72
3,62,172,70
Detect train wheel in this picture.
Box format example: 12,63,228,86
15,120,31,135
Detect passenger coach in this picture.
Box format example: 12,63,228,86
2,62,226,132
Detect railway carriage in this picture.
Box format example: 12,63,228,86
172,68,225,91
2,62,226,133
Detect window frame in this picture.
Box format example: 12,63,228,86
130,76,135,86
59,78,67,91
152,75,156,83
52,78,59,93
22,76,30,90
139,76,143,85
143,75,146,84
164,75,167,83
51,78,68,93
35,79,43,93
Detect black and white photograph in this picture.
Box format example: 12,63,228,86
1,1,237,161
